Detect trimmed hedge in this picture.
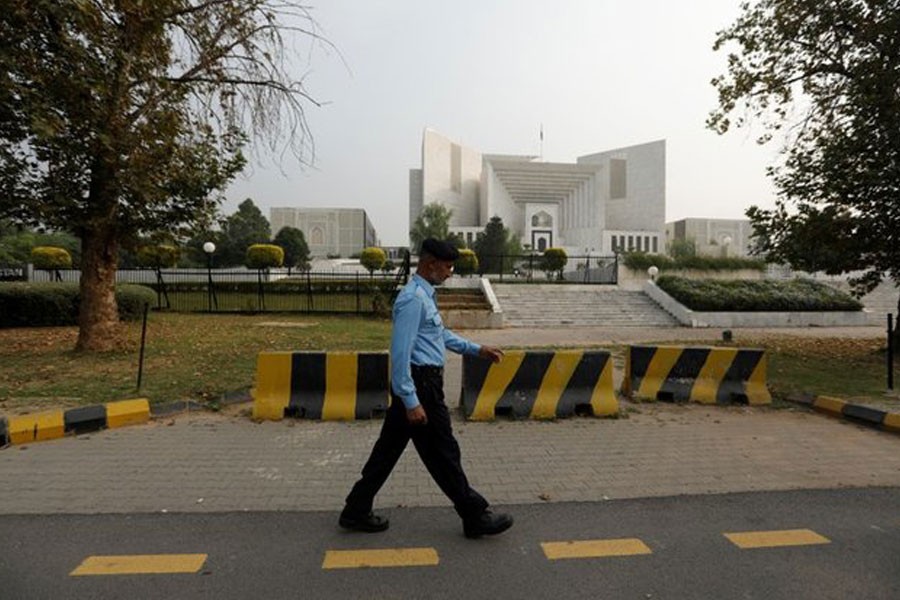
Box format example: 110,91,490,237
624,251,766,272
655,275,863,312
0,283,156,328
31,246,73,269
246,244,284,269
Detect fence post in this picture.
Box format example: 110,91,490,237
136,302,149,390
356,271,361,314
889,313,895,391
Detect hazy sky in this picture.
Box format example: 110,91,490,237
225,0,780,246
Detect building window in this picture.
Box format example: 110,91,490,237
627,235,634,250
652,236,658,253
532,211,553,228
644,236,650,252
311,227,324,245
611,237,618,252
618,235,625,251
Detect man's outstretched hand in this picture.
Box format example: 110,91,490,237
479,345,504,363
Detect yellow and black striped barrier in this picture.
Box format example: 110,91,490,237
0,399,150,447
252,351,390,421
623,345,770,405
461,350,618,421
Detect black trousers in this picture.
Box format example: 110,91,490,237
343,366,489,521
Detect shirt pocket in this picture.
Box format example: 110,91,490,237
423,305,443,330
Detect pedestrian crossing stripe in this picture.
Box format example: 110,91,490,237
70,554,208,576
322,547,439,569
541,538,653,560
723,529,831,549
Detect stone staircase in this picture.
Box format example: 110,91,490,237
491,283,680,328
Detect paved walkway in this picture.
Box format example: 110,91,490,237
2,324,897,516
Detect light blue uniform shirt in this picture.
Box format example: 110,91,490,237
391,274,481,409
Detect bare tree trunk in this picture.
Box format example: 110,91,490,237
76,225,120,352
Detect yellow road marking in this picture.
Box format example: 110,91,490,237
105,399,150,429
591,358,618,416
322,547,439,569
541,538,652,560
724,529,831,549
70,554,208,576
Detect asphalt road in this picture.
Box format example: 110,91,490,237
1,487,898,600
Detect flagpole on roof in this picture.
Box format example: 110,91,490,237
539,123,544,161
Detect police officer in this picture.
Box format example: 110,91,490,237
340,238,514,538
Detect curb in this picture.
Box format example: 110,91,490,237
0,399,150,448
0,388,254,449
786,393,900,434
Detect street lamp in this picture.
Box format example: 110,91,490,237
648,265,659,281
203,241,216,312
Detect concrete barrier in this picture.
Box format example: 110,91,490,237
0,398,150,447
623,345,770,405
252,351,390,421
461,350,618,421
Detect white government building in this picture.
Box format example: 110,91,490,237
409,129,666,255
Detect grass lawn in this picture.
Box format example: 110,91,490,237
0,312,392,415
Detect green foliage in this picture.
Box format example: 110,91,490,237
655,275,863,312
220,199,272,267
668,238,697,259
709,0,900,297
31,246,72,269
136,244,180,268
0,225,81,267
623,251,766,272
245,244,284,270
359,247,387,274
410,203,453,250
0,283,155,328
473,216,518,273
454,249,478,276
273,226,310,270
542,248,568,279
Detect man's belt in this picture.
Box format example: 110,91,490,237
411,364,443,376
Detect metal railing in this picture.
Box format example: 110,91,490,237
474,253,618,284
26,267,403,314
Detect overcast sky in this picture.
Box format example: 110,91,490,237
225,0,780,246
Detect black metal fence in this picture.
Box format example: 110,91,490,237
19,251,414,315
475,254,618,284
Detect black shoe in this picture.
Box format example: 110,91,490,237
339,511,390,533
463,510,514,539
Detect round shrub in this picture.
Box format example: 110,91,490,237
0,283,157,328
246,244,284,270
542,247,568,278
360,247,387,274
31,246,72,269
454,248,478,276
136,244,180,268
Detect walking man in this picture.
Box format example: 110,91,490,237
340,238,514,538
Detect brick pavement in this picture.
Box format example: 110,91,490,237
1,325,897,516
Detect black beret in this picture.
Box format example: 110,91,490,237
420,238,460,261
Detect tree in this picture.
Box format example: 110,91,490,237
410,203,453,251
273,226,310,272
454,248,478,277
0,2,325,350
708,0,900,319
359,247,386,277
473,216,517,274
246,244,283,270
669,238,697,260
218,199,271,267
542,248,568,280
